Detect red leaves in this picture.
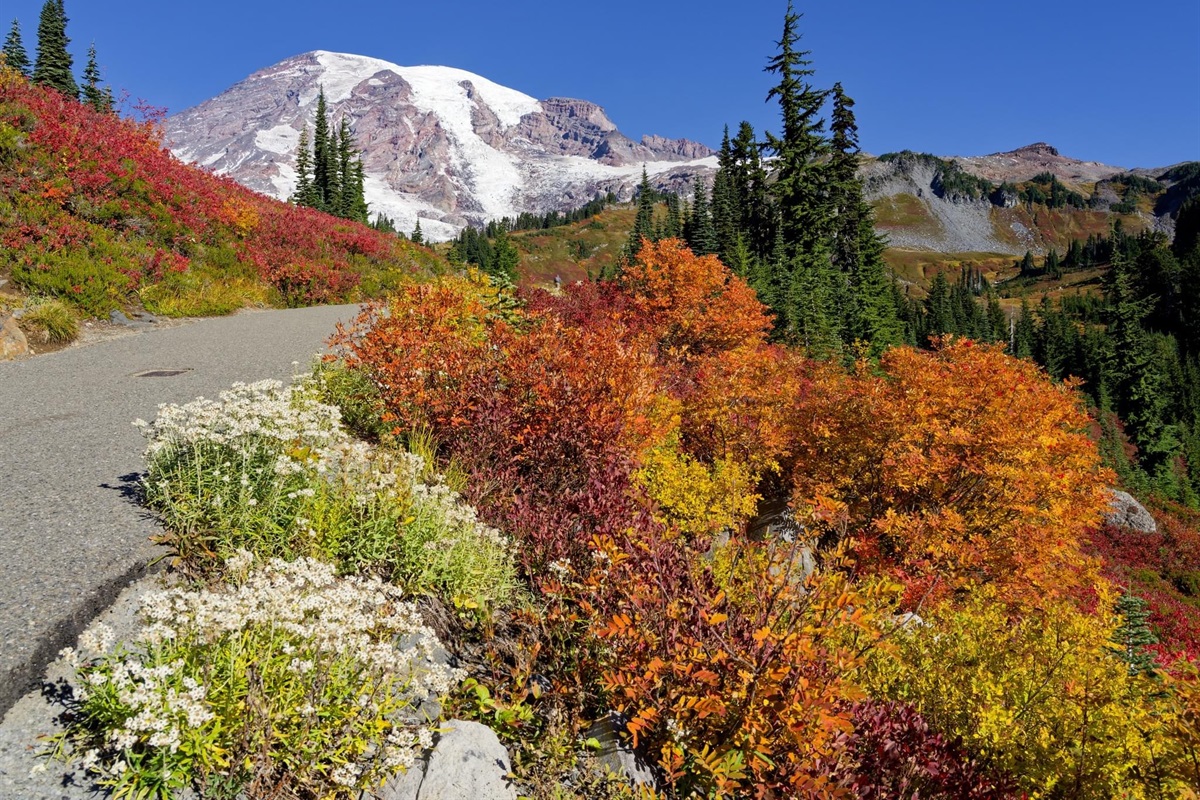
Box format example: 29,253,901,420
1,71,430,310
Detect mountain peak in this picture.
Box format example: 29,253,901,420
1009,142,1061,157
166,51,715,240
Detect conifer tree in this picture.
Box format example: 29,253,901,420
710,126,739,263
81,42,110,113
764,1,829,258
336,117,354,218
411,219,424,245
684,178,717,257
3,19,30,76
625,167,656,259
312,87,332,211
33,0,76,98
1112,592,1158,676
292,124,318,208
488,227,520,282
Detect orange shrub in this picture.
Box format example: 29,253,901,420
790,339,1112,606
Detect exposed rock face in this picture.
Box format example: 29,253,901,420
1104,489,1158,534
585,712,659,788
166,51,715,241
956,142,1126,185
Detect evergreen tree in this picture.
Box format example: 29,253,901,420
764,1,829,259
336,117,354,218
710,126,739,263
625,167,656,259
291,124,318,208
81,41,109,113
488,227,520,282
33,0,76,98
684,178,717,257
312,87,332,211
1111,592,1158,676
3,19,30,76
411,219,424,245
1014,298,1037,359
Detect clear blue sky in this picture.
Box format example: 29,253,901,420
6,0,1199,167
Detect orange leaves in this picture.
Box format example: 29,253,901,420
790,339,1112,607
620,238,771,359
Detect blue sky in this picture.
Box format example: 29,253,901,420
5,0,1199,167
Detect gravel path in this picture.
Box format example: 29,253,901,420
0,304,360,724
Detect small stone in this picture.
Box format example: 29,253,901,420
585,711,658,789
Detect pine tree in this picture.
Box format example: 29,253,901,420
684,178,717,257
33,0,76,98
312,87,332,211
3,19,30,76
764,2,829,259
488,227,520,281
81,41,109,113
292,124,319,208
411,219,424,245
710,126,739,263
625,167,656,259
336,117,354,218
1111,592,1158,676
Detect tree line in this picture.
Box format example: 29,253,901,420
4,1,113,113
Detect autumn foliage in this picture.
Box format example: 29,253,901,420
333,239,1199,797
0,68,440,315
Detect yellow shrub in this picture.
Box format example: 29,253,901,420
863,586,1192,799
634,440,758,538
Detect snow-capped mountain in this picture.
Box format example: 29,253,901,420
166,51,716,240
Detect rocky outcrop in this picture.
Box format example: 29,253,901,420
1104,490,1158,534
585,712,658,789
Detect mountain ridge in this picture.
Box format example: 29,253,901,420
166,50,715,240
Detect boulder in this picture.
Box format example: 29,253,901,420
415,720,515,800
1104,490,1157,534
0,314,29,360
585,712,658,789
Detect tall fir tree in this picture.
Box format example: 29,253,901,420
625,167,656,260
764,1,829,259
3,19,30,76
683,178,717,257
312,87,332,212
291,124,319,208
411,219,424,245
32,0,76,98
81,42,110,113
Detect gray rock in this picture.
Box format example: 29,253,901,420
1105,489,1157,534
416,720,515,799
0,314,29,360
363,759,425,800
585,712,658,789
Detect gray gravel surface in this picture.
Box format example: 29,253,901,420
0,304,360,725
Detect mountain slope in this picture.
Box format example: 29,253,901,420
166,51,716,240
0,68,441,317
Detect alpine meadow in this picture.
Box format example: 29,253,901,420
1,1,1199,799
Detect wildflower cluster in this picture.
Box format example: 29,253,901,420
137,374,516,609
57,554,462,799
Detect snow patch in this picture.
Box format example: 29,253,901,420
254,124,300,157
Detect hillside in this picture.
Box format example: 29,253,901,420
0,68,442,321
866,146,1199,285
